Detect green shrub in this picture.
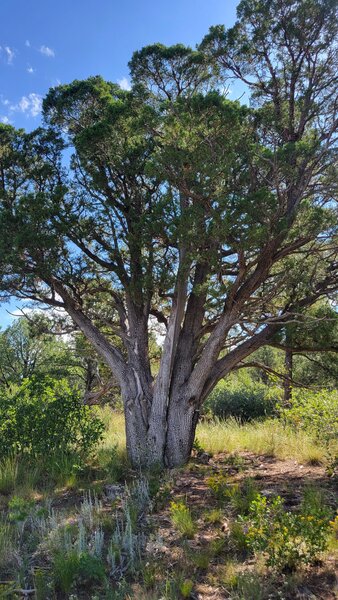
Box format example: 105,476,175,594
240,493,331,571
53,550,80,593
8,496,35,522
206,473,229,505
77,552,106,585
279,389,338,444
204,379,279,421
0,377,104,459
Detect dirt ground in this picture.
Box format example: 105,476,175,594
142,452,338,600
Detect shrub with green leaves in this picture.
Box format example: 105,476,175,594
204,379,279,421
279,389,338,445
240,493,331,571
0,377,104,459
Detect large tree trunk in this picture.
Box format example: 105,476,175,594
164,395,199,467
123,376,201,469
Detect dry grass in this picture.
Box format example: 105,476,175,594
99,409,329,466
197,417,327,464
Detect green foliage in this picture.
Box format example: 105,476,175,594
279,388,338,444
8,496,35,523
205,378,279,421
53,550,80,593
241,493,331,571
76,552,106,586
0,377,104,459
206,473,229,505
169,500,196,538
180,578,194,598
228,478,259,515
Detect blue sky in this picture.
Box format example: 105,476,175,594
0,0,239,328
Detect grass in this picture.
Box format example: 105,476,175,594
0,409,336,599
0,456,18,495
169,500,197,538
196,417,330,463
98,410,333,466
97,409,331,467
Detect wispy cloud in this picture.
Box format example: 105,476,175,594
118,77,131,91
11,93,43,117
27,65,35,74
25,40,30,47
0,46,15,64
39,45,55,58
0,115,10,124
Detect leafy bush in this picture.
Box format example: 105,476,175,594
240,493,331,571
0,377,104,459
204,379,279,421
279,389,338,474
279,389,338,444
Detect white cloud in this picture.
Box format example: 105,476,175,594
5,46,15,64
1,97,10,107
0,115,10,124
25,40,30,47
11,93,43,117
0,46,15,64
118,77,131,91
40,45,55,58
27,65,34,74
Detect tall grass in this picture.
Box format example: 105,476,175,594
98,409,328,465
0,456,18,495
197,418,328,464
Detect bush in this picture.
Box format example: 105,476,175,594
240,493,331,571
204,379,279,421
279,388,338,444
0,377,104,459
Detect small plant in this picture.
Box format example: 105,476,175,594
33,568,54,600
0,521,14,569
204,508,223,524
192,437,205,455
241,493,331,571
0,456,18,495
329,513,338,542
169,500,196,538
8,496,35,522
223,452,246,471
53,550,80,594
206,473,229,505
180,578,194,598
229,478,259,515
77,552,106,585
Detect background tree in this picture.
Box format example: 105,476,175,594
0,0,337,467
0,317,76,390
